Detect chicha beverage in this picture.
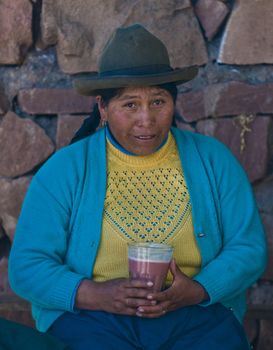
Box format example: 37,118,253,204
128,257,171,291
128,243,173,292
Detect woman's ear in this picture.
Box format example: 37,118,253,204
96,96,108,122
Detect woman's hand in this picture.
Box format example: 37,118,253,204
135,259,209,318
75,278,156,316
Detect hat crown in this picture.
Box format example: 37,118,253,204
99,24,171,74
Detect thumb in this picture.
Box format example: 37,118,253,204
169,258,187,279
169,258,178,278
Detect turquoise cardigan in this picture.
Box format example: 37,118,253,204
8,127,267,332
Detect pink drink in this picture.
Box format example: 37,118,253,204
128,243,173,292
129,257,170,291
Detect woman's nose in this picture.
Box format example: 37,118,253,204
137,106,155,126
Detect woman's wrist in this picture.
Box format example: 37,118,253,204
75,279,101,310
193,280,210,303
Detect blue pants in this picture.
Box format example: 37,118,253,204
48,304,250,350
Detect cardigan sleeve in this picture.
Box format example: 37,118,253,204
8,148,85,312
192,136,268,305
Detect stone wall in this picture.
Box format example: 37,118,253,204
0,0,272,348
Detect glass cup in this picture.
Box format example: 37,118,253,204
128,242,174,292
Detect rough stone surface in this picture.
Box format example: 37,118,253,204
0,112,55,177
40,0,208,74
18,89,95,115
243,318,258,346
56,115,89,149
196,116,271,183
0,258,12,295
254,176,273,281
257,320,273,350
0,176,31,241
248,283,273,305
259,213,273,281
194,0,230,40
0,0,33,65
176,82,273,122
0,86,10,115
219,0,273,64
0,310,34,328
254,175,273,215
175,115,195,132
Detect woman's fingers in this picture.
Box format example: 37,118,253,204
135,302,170,318
124,279,154,289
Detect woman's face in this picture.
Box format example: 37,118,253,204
97,86,175,155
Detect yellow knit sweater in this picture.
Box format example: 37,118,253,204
92,133,201,284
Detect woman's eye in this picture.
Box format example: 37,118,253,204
124,102,136,109
153,99,164,106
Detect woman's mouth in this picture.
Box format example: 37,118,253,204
135,135,155,140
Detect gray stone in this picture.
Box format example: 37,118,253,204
175,115,195,133
218,0,273,64
0,112,55,177
254,175,273,215
18,89,95,115
248,283,273,305
243,318,258,347
0,0,32,64
196,116,272,183
259,213,273,281
56,115,89,149
257,320,273,350
176,82,273,122
0,86,10,115
40,0,208,74
0,176,31,241
194,0,230,40
0,258,11,294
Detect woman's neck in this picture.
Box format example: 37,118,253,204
105,126,168,156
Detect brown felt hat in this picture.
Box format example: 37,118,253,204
73,23,198,96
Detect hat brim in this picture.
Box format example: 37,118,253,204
73,66,198,96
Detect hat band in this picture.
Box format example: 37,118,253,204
99,64,173,77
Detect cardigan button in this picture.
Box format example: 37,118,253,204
198,232,206,238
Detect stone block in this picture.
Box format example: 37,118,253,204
260,214,273,282
0,86,10,115
40,0,208,74
218,0,273,64
0,177,31,241
243,318,258,347
254,175,273,215
18,89,95,115
0,0,32,64
0,112,55,177
176,82,273,122
175,116,195,133
194,0,230,40
196,116,271,183
0,310,34,329
257,320,273,350
248,283,273,306
0,258,11,295
56,115,89,149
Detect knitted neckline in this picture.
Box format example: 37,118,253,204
106,132,175,167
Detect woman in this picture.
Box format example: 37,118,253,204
9,24,267,350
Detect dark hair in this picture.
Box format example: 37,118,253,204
70,83,177,144
97,83,177,106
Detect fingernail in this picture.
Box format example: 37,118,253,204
138,307,144,312
151,300,157,305
147,295,153,300
136,312,143,317
147,281,153,287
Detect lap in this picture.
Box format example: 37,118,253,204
48,304,250,350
